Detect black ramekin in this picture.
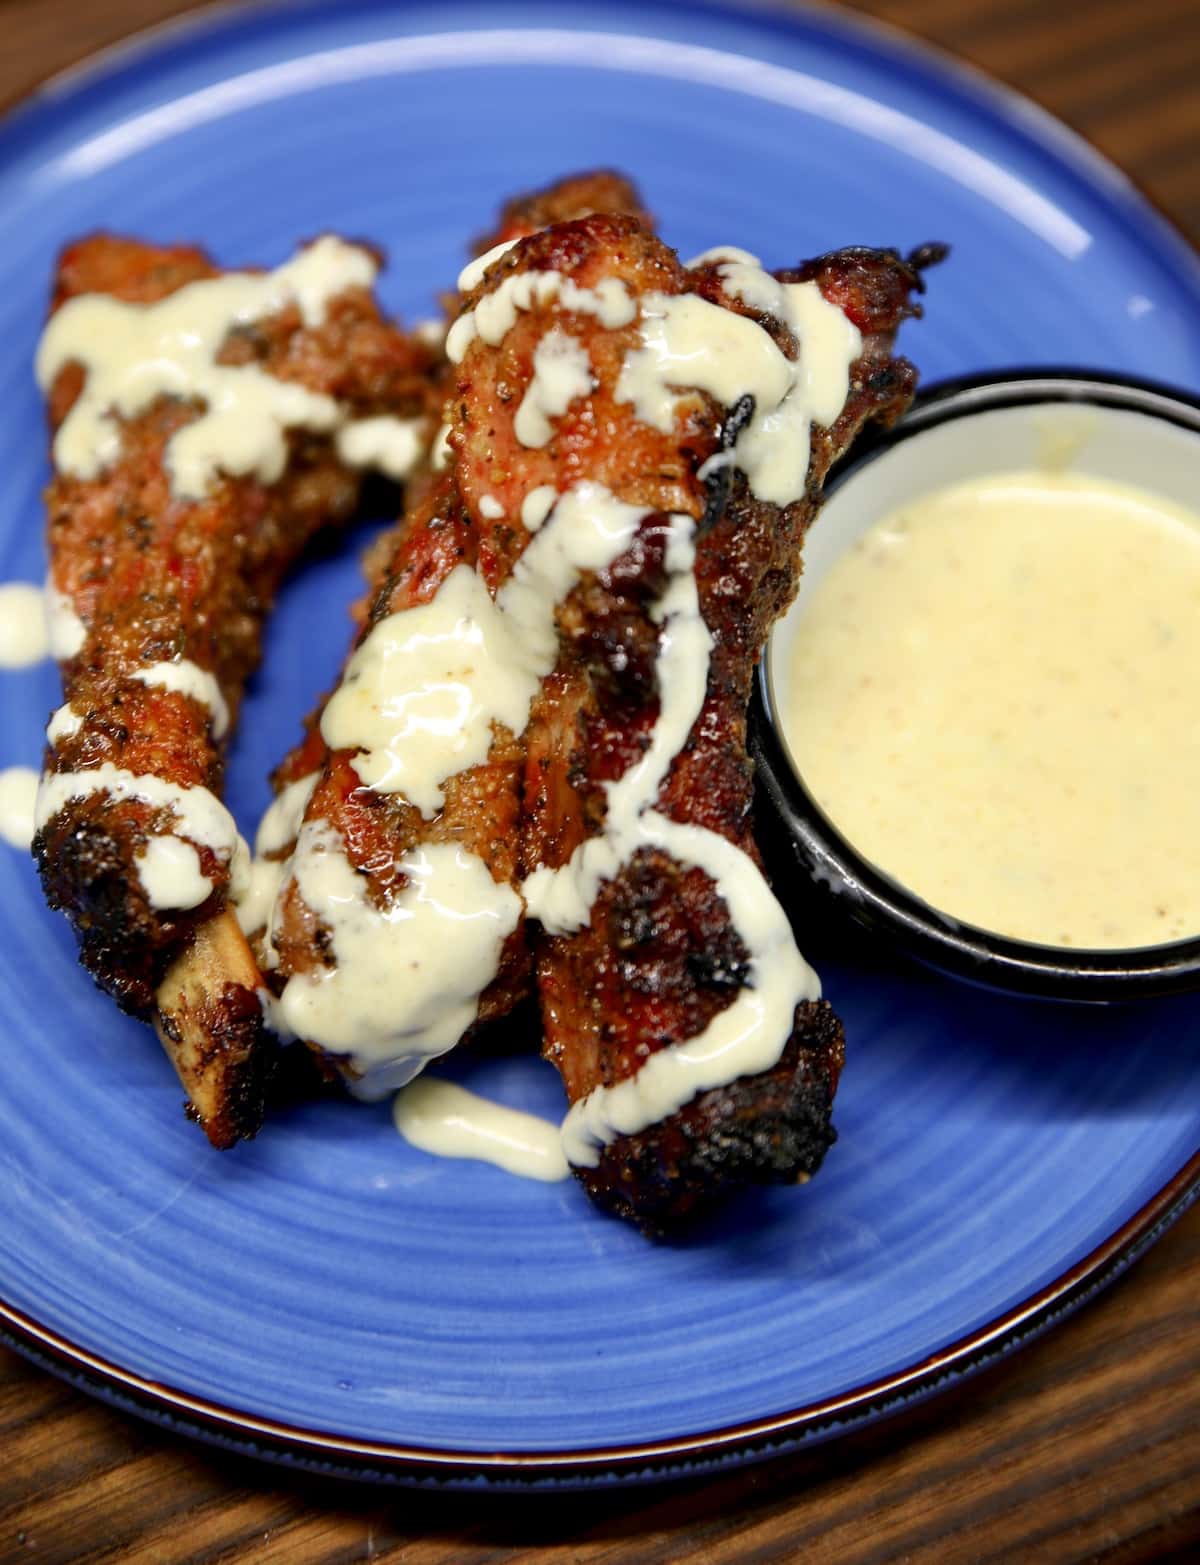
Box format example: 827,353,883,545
750,369,1200,1002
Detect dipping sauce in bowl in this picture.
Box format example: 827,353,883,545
754,371,1200,999
785,468,1200,950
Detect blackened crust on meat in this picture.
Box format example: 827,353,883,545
906,241,951,275
577,1002,845,1232
538,848,756,1105
34,805,216,1015
784,243,946,332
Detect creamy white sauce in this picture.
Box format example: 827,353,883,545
320,563,543,818
37,238,371,499
256,772,320,856
45,703,83,746
497,481,648,668
135,834,213,910
229,772,318,939
45,583,86,660
559,822,814,1167
431,421,453,472
273,822,521,1097
478,494,505,520
0,583,50,667
229,836,274,940
618,292,787,431
685,244,762,271
706,249,795,314
35,763,238,862
414,317,447,349
37,237,416,501
783,471,1200,949
456,237,521,294
0,766,39,849
335,416,427,482
522,515,706,933
520,485,558,533
393,1076,569,1182
616,257,861,506
514,328,594,447
132,658,230,738
446,270,636,365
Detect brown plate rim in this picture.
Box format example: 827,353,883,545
2,1151,1196,1488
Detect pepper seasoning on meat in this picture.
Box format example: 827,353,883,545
34,231,438,1146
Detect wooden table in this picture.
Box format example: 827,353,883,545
2,1,1197,1559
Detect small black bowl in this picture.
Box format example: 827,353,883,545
750,369,1200,1002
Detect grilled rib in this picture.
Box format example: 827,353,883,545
265,173,654,1088
35,233,437,1144
451,218,937,1226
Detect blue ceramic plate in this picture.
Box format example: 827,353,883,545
1,0,1198,1489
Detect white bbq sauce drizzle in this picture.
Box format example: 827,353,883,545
521,485,558,533
36,235,425,498
0,584,50,667
135,835,212,910
258,772,323,857
615,251,861,508
45,583,86,660
272,822,521,1099
228,771,319,941
446,269,636,364
393,1076,570,1182
320,564,538,816
33,238,428,910
431,421,454,472
513,328,595,447
38,647,229,905
335,416,427,482
46,704,83,745
457,237,521,294
0,767,39,849
34,764,237,851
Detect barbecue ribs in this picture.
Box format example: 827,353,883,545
34,233,437,1145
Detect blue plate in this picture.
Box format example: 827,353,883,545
1,0,1198,1489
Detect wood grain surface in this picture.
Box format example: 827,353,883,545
2,1,1198,1560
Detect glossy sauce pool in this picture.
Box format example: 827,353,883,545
780,470,1200,949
